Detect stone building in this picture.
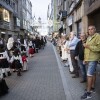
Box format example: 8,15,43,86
19,0,32,38
66,0,84,36
84,0,100,33
0,0,33,40
54,0,100,36
0,0,18,39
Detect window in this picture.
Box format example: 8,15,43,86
13,2,15,10
3,9,10,22
6,0,10,5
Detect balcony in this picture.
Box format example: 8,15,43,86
0,20,10,29
60,11,67,21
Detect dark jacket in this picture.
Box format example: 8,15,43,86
75,40,85,60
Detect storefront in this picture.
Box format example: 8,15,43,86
0,7,10,39
88,8,100,33
84,0,100,33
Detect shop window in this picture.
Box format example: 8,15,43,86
3,9,10,22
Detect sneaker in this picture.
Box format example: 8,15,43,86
81,92,91,99
84,87,95,93
90,87,95,93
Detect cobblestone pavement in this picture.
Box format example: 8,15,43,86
0,42,66,100
0,42,100,100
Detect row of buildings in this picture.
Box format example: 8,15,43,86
0,0,33,40
47,0,100,37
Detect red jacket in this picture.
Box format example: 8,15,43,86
22,56,27,63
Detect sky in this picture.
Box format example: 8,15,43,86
30,0,51,23
30,0,51,35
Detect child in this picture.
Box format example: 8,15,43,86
10,49,22,76
21,53,28,71
0,44,11,78
0,44,9,96
28,40,34,57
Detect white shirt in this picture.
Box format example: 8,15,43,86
10,55,22,64
0,51,9,61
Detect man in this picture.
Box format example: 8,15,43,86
81,25,100,99
75,33,87,83
69,31,79,78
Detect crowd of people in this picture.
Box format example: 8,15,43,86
0,35,47,96
56,25,100,99
0,25,100,99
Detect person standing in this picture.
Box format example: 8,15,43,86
61,35,67,61
69,32,79,78
64,35,73,72
75,33,87,83
81,25,100,99
10,49,23,76
7,35,14,58
21,53,28,71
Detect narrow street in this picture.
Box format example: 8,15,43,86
1,42,66,100
0,42,100,100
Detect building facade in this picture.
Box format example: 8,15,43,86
84,0,100,33
64,0,84,36
0,0,33,40
48,0,59,34
20,0,32,37
0,0,17,39
53,0,100,37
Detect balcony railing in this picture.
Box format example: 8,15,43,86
0,20,10,29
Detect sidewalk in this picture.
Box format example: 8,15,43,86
54,44,100,100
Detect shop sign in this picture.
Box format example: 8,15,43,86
48,19,53,27
67,16,72,26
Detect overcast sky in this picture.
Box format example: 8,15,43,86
30,0,51,23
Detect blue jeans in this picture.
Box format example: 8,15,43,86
87,61,97,76
79,60,87,81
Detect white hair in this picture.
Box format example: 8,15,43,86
70,31,76,36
